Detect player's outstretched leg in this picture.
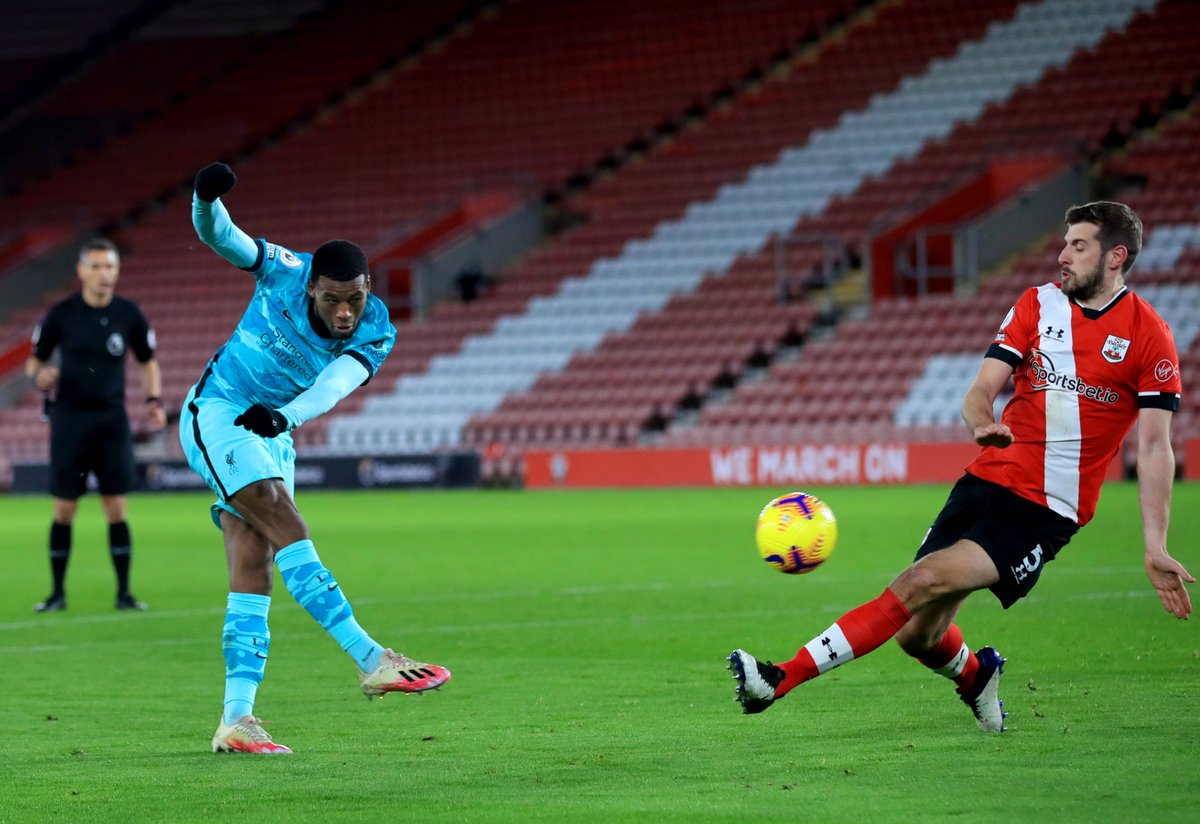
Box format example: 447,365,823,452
273,540,451,697
726,587,911,715
956,646,1006,732
212,716,293,755
727,649,786,714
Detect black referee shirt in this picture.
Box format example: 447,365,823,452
32,294,155,410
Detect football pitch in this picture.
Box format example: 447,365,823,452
0,482,1196,822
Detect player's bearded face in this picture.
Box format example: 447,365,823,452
1059,223,1110,302
309,275,369,339
1061,254,1106,302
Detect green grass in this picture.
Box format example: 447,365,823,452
0,483,1196,822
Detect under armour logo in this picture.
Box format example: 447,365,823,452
1012,544,1045,583
821,636,838,660
1044,326,1065,340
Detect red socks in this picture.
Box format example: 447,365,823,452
776,587,912,697
911,623,979,690
771,590,981,698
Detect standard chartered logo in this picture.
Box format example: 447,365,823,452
259,327,317,380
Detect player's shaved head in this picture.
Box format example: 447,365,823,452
311,240,369,283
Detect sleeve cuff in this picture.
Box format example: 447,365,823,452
240,238,266,273
345,349,375,383
1137,392,1180,411
985,342,1022,368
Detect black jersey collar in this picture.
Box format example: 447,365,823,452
1072,286,1129,320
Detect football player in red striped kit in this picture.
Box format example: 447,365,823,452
728,201,1192,732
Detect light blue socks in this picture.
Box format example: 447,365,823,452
222,592,271,725
274,540,383,673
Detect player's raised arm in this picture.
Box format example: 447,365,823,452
192,162,259,269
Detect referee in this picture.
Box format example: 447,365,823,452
24,238,167,612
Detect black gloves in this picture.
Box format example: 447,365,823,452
234,404,289,438
194,162,237,202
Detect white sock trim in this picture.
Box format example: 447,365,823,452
804,623,854,674
934,643,970,678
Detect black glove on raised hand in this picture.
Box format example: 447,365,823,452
234,403,289,438
194,162,237,202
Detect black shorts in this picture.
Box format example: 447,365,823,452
915,473,1078,609
48,404,135,499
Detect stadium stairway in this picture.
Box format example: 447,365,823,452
797,0,1200,249
326,0,1157,455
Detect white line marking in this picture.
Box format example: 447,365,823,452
0,580,746,634
0,589,1156,656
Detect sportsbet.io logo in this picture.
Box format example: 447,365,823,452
1026,349,1118,405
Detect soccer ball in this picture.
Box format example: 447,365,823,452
755,491,837,574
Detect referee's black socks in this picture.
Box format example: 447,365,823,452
48,521,71,595
109,521,132,595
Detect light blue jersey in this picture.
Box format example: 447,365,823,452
201,239,394,408
180,214,396,523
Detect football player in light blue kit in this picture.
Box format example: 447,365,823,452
181,162,451,755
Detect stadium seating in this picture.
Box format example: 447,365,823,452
0,0,475,230
674,156,1200,462
657,0,1200,461
354,0,1044,453
0,0,329,195
438,0,1172,454
0,0,861,480
1,0,1198,487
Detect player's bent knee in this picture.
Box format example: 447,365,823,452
891,562,968,613
235,479,292,514
891,566,940,610
232,480,307,543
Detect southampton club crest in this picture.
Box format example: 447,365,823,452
1101,334,1130,363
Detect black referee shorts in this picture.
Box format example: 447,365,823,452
915,473,1079,608
48,404,136,499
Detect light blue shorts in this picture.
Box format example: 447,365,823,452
179,384,296,528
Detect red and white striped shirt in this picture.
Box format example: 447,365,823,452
967,283,1181,525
